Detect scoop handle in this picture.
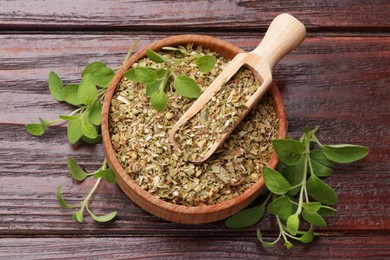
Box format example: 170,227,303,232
251,13,306,70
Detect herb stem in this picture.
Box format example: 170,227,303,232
296,133,310,214
119,37,141,69
276,215,290,243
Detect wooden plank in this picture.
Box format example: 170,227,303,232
0,236,389,259
0,34,389,235
0,0,389,31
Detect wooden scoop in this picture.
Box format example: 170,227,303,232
168,13,306,163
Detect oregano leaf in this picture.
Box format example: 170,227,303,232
93,168,116,183
262,167,291,195
272,139,305,165
88,210,117,223
25,123,45,136
67,156,88,181
146,49,172,64
173,75,202,98
150,91,168,111
302,209,327,226
310,150,335,168
127,67,158,83
266,196,292,220
88,101,102,126
48,71,64,101
225,204,265,228
285,156,305,196
195,55,217,73
287,213,299,235
321,144,369,163
59,115,78,121
91,66,115,88
67,118,83,144
317,205,337,217
56,185,78,209
78,73,98,105
82,61,106,76
310,158,334,177
302,202,321,212
81,134,102,145
72,209,84,223
307,175,338,205
297,229,315,244
81,118,98,139
62,84,81,106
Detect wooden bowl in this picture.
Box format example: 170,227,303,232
101,35,287,224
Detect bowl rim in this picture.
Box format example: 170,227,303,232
101,34,287,223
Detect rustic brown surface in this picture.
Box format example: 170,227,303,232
0,0,389,258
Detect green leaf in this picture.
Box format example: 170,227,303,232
25,123,45,136
125,67,158,83
317,205,337,217
145,69,170,97
124,68,136,81
48,71,64,101
81,134,102,144
311,150,335,168
146,81,161,97
266,196,292,220
307,175,338,205
297,229,315,243
272,139,306,165
225,204,265,229
81,118,98,139
195,55,217,73
262,167,291,195
67,156,88,181
286,213,299,235
56,185,79,209
285,156,305,196
72,209,84,222
146,49,172,64
88,210,117,222
91,66,115,88
321,144,369,163
88,101,102,126
310,158,334,177
302,202,321,212
67,118,83,144
284,241,294,249
257,229,279,248
173,75,202,98
162,46,184,52
302,209,327,226
78,73,98,105
62,84,81,106
82,61,106,76
39,117,51,128
59,115,78,121
93,168,116,183
150,91,168,112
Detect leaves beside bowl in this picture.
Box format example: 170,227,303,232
225,127,369,249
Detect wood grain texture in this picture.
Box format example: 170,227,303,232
1,0,390,255
0,34,389,239
0,0,389,32
0,236,389,259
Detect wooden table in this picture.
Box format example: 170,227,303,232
1,1,389,258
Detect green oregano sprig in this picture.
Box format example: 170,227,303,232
25,62,113,144
124,47,217,111
225,127,369,249
25,39,140,222
57,157,117,222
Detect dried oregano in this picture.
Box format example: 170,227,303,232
109,44,278,206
